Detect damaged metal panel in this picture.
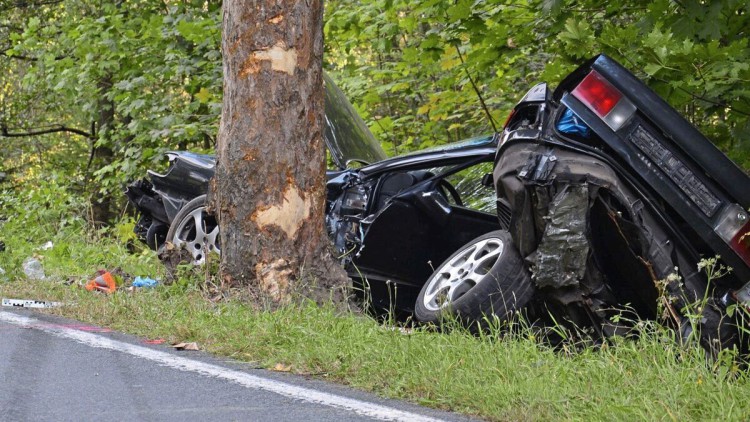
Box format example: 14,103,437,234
528,184,590,288
496,142,685,292
518,151,557,182
494,144,559,258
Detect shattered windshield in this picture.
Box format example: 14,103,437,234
323,74,388,169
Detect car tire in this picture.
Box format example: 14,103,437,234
415,230,534,326
166,195,220,265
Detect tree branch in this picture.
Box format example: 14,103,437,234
1,48,39,61
650,75,750,118
454,45,498,133
618,53,750,118
1,124,94,139
1,46,67,61
0,0,64,12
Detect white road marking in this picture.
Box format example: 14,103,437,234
0,311,446,422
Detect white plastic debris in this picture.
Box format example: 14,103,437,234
22,257,46,280
40,241,54,250
2,298,63,308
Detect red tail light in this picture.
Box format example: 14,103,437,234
715,204,750,268
572,72,621,116
731,222,750,266
571,71,636,131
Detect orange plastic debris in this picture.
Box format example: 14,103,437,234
85,270,117,293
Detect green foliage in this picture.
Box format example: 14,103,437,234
0,173,160,281
1,0,222,214
323,0,536,154
325,0,750,167
1,0,748,227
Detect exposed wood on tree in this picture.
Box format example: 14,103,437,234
214,0,349,306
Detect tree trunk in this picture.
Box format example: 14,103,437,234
214,0,348,307
89,74,115,226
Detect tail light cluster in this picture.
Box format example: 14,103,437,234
715,204,750,268
571,71,636,131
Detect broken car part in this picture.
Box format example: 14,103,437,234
490,54,749,350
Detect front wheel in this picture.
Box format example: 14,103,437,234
166,195,220,265
415,230,534,326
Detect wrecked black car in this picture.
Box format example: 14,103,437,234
415,54,750,351
127,56,750,351
126,74,502,313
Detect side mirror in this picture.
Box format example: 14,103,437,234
414,191,451,226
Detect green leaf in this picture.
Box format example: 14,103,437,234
644,63,663,76
27,17,41,31
447,1,471,22
195,87,211,103
541,0,564,16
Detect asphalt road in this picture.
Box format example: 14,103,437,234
0,309,476,422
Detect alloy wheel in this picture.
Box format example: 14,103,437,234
422,237,504,311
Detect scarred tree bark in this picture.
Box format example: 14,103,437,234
214,0,349,306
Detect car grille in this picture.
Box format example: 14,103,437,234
497,198,512,229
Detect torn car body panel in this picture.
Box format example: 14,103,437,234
325,139,502,312
556,55,750,284
528,184,590,289
495,141,684,324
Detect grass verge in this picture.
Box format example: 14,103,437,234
4,266,750,420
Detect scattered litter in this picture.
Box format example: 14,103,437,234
144,338,166,345
172,342,200,351
272,363,293,372
132,276,158,288
384,326,414,335
22,257,46,280
84,270,117,293
39,241,54,251
0,267,5,276
2,298,63,308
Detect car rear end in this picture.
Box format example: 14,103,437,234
555,55,750,298
494,54,749,348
